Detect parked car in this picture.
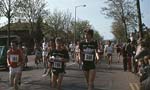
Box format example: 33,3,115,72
0,46,8,69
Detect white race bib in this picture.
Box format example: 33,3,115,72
43,51,48,56
10,55,19,62
53,61,62,68
84,54,94,61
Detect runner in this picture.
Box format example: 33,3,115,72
104,40,113,68
69,42,75,61
22,43,28,68
34,44,42,68
78,28,99,90
42,38,55,77
42,38,49,75
97,41,104,60
17,43,24,86
7,40,23,90
115,42,121,63
75,41,81,68
49,37,69,90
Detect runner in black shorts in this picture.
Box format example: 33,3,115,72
49,37,69,90
78,28,100,90
115,43,121,63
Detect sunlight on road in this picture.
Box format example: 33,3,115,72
129,83,140,90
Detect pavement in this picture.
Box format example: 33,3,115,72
0,53,140,90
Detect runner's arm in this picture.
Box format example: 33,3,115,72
7,51,10,67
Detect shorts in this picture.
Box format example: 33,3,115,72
107,53,112,57
82,62,96,71
42,51,48,57
9,66,21,75
52,70,65,76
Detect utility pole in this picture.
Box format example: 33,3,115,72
7,0,11,48
136,0,143,39
74,5,86,44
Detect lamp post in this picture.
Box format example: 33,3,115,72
136,0,143,39
74,4,86,44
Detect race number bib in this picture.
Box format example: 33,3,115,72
43,51,48,56
10,55,19,62
53,62,62,68
84,54,94,61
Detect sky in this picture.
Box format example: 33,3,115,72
46,0,114,40
0,0,150,40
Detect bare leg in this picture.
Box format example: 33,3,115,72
57,73,64,90
88,69,96,90
14,73,20,90
9,73,15,87
83,70,89,86
51,73,58,88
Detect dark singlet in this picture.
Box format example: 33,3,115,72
79,40,98,71
49,49,69,74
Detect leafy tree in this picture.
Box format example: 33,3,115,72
101,0,137,41
33,16,44,44
19,0,48,36
111,20,126,41
45,10,73,40
93,30,103,41
0,0,21,46
74,20,91,41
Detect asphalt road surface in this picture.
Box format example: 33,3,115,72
0,53,140,90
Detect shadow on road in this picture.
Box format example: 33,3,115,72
64,74,84,78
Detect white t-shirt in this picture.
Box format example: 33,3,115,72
69,43,75,52
75,45,80,53
42,42,48,51
105,46,113,54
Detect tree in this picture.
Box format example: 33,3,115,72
93,30,103,41
0,0,21,47
33,16,44,44
19,0,48,38
102,0,137,41
45,10,73,40
111,20,126,41
74,20,91,41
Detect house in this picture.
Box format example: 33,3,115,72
0,22,35,54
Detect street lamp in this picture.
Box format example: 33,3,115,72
136,0,143,39
74,4,86,44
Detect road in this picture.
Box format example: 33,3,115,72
0,53,140,90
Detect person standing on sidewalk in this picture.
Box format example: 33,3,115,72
78,28,100,90
7,40,23,90
126,39,133,72
49,37,69,90
121,42,128,71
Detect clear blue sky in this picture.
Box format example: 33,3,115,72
0,0,150,40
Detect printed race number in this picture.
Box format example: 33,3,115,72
84,54,93,61
10,55,19,62
53,62,62,68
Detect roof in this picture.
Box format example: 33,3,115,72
0,22,31,31
0,35,20,38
